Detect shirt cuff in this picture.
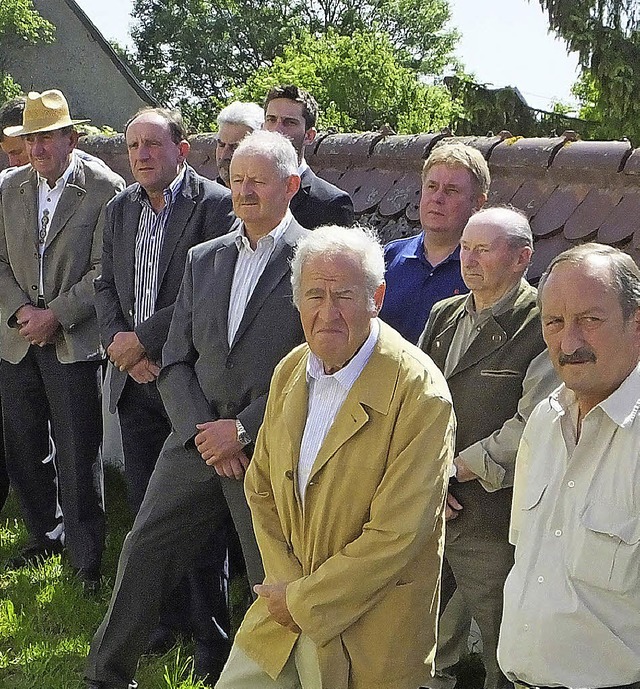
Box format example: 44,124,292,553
458,444,506,492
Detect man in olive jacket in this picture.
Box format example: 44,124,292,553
419,207,558,689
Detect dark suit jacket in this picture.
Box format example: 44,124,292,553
158,218,308,446
94,164,234,411
290,167,354,229
419,280,547,541
0,156,124,364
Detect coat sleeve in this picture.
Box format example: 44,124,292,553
157,248,215,445
285,376,455,646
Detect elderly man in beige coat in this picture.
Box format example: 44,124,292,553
216,225,455,689
0,90,124,590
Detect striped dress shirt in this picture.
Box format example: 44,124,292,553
298,318,380,502
133,165,186,326
227,210,292,347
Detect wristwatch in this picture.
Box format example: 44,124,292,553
235,419,251,447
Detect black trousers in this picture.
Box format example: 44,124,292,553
117,377,232,642
0,345,104,571
0,394,10,512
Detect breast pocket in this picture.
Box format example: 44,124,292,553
570,502,640,593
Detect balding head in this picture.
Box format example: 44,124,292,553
460,206,533,310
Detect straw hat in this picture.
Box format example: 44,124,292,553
3,90,90,137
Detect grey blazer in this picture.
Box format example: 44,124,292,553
158,218,309,446
0,156,124,364
94,165,234,411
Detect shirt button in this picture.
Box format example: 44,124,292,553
554,529,562,537
537,576,544,583
524,624,529,631
567,480,575,488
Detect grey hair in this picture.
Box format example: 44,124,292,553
291,225,385,310
423,142,491,196
217,101,264,132
467,205,533,250
538,242,640,321
232,130,298,180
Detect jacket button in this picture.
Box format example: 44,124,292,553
285,470,294,480
31,285,37,291
226,360,234,369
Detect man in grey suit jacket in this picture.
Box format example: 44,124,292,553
0,90,124,590
85,130,309,689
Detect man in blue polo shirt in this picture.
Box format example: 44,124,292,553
380,142,490,344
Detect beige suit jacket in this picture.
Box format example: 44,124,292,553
0,156,124,363
237,321,455,689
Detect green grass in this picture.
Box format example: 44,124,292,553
0,468,209,689
0,469,485,689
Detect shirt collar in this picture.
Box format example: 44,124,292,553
404,234,461,266
298,159,309,176
464,278,523,318
551,363,640,428
37,151,75,190
235,208,293,252
306,318,380,388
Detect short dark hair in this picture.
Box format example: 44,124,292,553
0,97,26,141
124,107,187,144
538,243,640,321
264,85,318,130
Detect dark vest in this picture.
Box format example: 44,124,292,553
420,281,546,541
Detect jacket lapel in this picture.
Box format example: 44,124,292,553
156,168,197,289
213,230,240,349
229,220,303,349
307,323,398,482
20,175,39,248
289,168,312,215
44,161,85,249
120,188,142,317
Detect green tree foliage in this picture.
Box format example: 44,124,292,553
538,0,640,142
129,0,458,129
234,29,460,133
0,0,55,102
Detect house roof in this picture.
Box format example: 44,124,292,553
63,0,157,106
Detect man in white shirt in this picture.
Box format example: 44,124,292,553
216,225,455,689
498,242,640,689
0,90,124,591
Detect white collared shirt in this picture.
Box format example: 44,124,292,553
498,363,640,688
298,159,309,177
37,153,76,296
227,210,292,347
297,319,380,502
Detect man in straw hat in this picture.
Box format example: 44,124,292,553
0,89,124,593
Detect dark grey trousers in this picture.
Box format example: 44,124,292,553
85,432,264,689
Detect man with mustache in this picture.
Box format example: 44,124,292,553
419,206,558,689
498,243,640,689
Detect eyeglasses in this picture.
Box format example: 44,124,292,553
39,208,50,245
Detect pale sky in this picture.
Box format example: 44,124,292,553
75,0,581,112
